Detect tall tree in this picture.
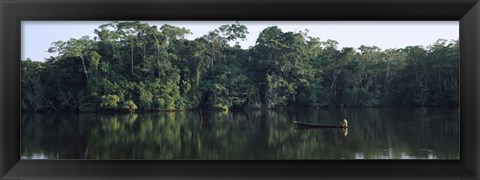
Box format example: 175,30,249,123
48,35,94,80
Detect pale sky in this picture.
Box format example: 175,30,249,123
22,21,459,61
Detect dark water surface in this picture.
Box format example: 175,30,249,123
21,108,459,160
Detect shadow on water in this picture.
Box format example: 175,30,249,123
21,107,459,160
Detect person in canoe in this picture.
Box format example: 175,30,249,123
339,119,348,128
293,119,348,128
340,127,348,137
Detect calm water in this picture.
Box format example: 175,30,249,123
21,108,459,160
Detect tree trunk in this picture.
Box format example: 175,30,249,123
211,41,216,79
143,46,146,66
111,42,115,60
330,71,337,89
195,64,201,87
383,69,390,92
131,43,134,75
154,35,160,54
80,56,88,80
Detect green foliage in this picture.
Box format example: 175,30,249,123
21,22,459,112
121,100,138,112
100,95,120,110
21,59,48,111
89,51,101,72
139,89,153,109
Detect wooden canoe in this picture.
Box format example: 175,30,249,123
293,121,347,128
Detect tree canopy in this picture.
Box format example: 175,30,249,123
21,21,459,112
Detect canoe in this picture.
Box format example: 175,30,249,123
293,121,347,128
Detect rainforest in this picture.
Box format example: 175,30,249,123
21,21,459,112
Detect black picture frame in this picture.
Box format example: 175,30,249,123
1,0,479,179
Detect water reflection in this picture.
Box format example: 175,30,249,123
21,108,459,160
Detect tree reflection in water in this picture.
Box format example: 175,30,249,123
21,108,459,160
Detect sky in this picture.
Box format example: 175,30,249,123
21,21,459,61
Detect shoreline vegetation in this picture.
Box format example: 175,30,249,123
21,21,459,113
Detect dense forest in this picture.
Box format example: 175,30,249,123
21,21,459,112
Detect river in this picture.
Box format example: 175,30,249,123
21,107,459,160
